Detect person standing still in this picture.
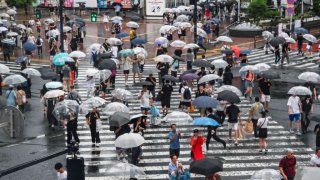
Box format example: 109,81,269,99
279,149,296,180
36,35,43,57
86,107,101,147
61,64,71,92
287,94,302,135
168,124,181,157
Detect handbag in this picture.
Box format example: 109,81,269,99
189,103,195,113
244,121,253,134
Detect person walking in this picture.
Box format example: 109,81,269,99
216,100,227,125
86,107,101,147
129,28,137,49
138,85,153,115
67,85,82,104
281,43,290,65
243,70,254,101
180,82,192,113
161,80,173,116
145,74,156,98
168,124,181,157
61,64,71,92
287,94,302,135
190,129,205,160
297,33,304,56
0,75,2,96
132,55,141,84
258,77,272,112
195,84,208,116
226,103,241,146
5,85,17,107
36,35,43,57
3,43,11,63
197,35,207,52
186,49,194,70
304,81,317,100
274,45,281,65
16,85,26,113
247,97,264,138
114,124,131,161
309,148,320,167
54,162,67,180
279,149,296,180
301,96,313,134
86,76,95,97
257,111,269,154
223,67,233,85
66,111,80,146
314,123,320,148
206,108,226,150
122,56,130,86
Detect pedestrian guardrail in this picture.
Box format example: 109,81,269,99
0,106,24,138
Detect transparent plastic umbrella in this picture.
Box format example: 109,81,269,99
183,43,199,50
86,68,100,76
107,38,122,46
217,85,242,96
126,21,139,28
163,111,192,122
153,55,174,63
45,81,63,89
0,64,10,74
82,97,106,108
103,102,130,116
52,100,79,120
285,37,296,44
63,26,72,32
111,16,123,21
105,162,146,179
111,89,133,101
170,40,186,48
298,72,320,82
198,74,220,84
154,37,168,45
3,74,27,85
159,25,177,34
211,60,229,69
303,34,317,43
253,63,271,72
262,31,273,41
69,51,86,58
250,169,281,180
43,90,65,98
288,86,312,96
217,36,233,43
279,32,289,38
99,69,112,82
21,68,41,76
239,65,258,72
115,133,145,148
176,14,189,22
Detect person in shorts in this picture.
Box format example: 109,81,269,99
180,82,192,113
138,85,153,115
259,77,272,112
226,103,241,146
287,94,302,135
122,56,130,86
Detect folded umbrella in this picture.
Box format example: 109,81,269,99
192,60,213,68
114,133,145,148
217,90,241,104
258,70,280,79
109,112,131,127
162,75,179,82
0,64,10,74
198,74,220,84
170,40,186,48
142,68,159,75
115,32,129,39
192,117,220,126
43,90,65,98
250,169,281,180
162,111,192,122
211,60,228,69
103,102,130,116
3,74,27,85
190,158,223,176
22,42,36,51
45,81,63,89
97,59,117,70
298,72,319,83
131,37,146,45
21,68,41,76
217,85,242,97
269,36,286,46
193,96,218,108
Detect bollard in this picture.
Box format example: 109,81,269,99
254,36,256,49
9,109,14,138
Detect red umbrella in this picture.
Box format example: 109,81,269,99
231,45,241,57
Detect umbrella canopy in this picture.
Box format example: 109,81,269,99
192,117,220,126
52,53,70,66
3,74,27,85
159,25,178,34
193,96,218,108
198,74,220,84
190,158,223,176
109,112,131,127
43,90,65,98
217,90,241,104
86,43,101,53
217,36,233,43
298,72,319,82
111,89,133,101
162,75,179,82
211,60,229,69
154,37,169,45
142,68,159,75
52,100,80,120
86,68,100,76
131,37,146,45
217,85,242,96
294,27,308,35
118,49,134,57
63,26,72,32
7,32,19,36
288,86,312,96
83,97,107,108
173,22,192,28
133,47,148,56
221,49,233,54
259,70,280,79
176,15,189,22
239,65,258,73
0,64,10,74
253,63,271,72
104,102,130,116
69,51,86,58
115,133,145,148
100,69,112,82
163,111,192,122
1,38,15,45
126,21,139,28
97,59,117,70
269,36,286,46
285,37,296,44
240,49,251,55
294,167,320,180
15,56,28,64
7,9,16,15
279,32,289,38
250,169,281,180
303,34,317,43
107,37,123,46
181,73,199,81
170,40,186,48
39,68,58,80
115,32,129,39
0,26,8,32
111,16,123,21
45,81,63,89
44,18,54,24
106,162,146,178
192,60,213,68
183,43,199,50
153,55,174,64
0,13,9,18
195,28,207,38
21,68,41,76
262,31,273,41
133,81,153,86
22,42,36,51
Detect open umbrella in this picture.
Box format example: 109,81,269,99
192,117,220,126
253,63,271,72
69,51,86,58
52,100,80,120
111,16,123,21
162,75,179,82
0,64,10,74
0,26,8,32
133,47,148,56
181,73,199,81
250,169,281,180
16,56,28,64
131,37,146,45
107,37,123,46
211,60,229,69
269,36,286,46
0,13,9,18
155,37,169,45
39,68,58,80
134,81,153,86
239,65,258,73
99,69,112,82
45,81,63,89
262,31,273,41
83,97,106,108
193,96,218,108
294,167,320,180
217,36,233,43
190,158,223,176
7,9,16,15
183,43,199,50
198,74,220,84
7,32,19,36
288,86,312,96
126,21,139,28
111,89,133,101
192,60,213,68
104,102,130,116
43,90,65,98
115,133,145,148
116,32,129,39
303,34,317,43
63,26,72,32
174,22,192,28
86,43,101,53
294,27,308,35
298,72,319,83
142,68,159,75
1,38,15,45
44,18,54,24
279,32,289,38
97,59,117,70
285,37,296,44
170,40,186,48
163,111,192,122
86,68,100,76
176,14,189,22
16,24,26,30
106,162,146,179
221,49,233,54
159,25,177,34
109,112,131,127
130,16,141,22
3,74,27,85
259,70,280,79
119,49,134,57
21,68,41,76
154,55,174,64
217,90,241,104
23,42,36,51
52,53,70,66
217,85,242,96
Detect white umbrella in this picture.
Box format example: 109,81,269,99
86,43,101,53
99,69,112,82
250,169,282,180
0,26,8,32
63,26,72,32
6,32,19,36
44,18,54,24
21,68,41,76
176,14,189,22
154,37,168,45
239,65,258,72
45,81,63,89
211,60,229,69
174,22,192,28
196,28,207,38
217,85,242,96
153,55,174,64
106,162,146,178
112,88,133,101
217,36,233,43
1,38,15,45
198,74,221,84
16,24,26,30
133,47,148,56
262,31,273,41
69,51,86,58
163,111,192,122
0,64,10,74
164,8,173,13
43,90,65,98
303,34,317,43
110,58,120,65
126,21,139,28
253,63,271,72
298,72,320,82
191,23,203,30
114,133,145,148
170,40,186,48
279,32,289,38
7,9,16,15
177,5,190,11
288,86,312,96
183,43,199,49
159,25,177,34
189,5,202,10
0,13,10,18
103,102,130,116
86,68,100,76
107,37,122,46
172,8,181,13
3,74,27,85
83,97,107,108
111,16,123,21
285,37,296,44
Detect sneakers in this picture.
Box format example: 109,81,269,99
96,143,100,147
92,143,95,147
265,149,268,154
296,131,301,136
289,129,294,134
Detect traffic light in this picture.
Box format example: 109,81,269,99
35,9,41,19
91,12,97,22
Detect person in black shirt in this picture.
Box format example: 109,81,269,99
226,103,241,146
314,123,320,148
258,78,272,112
206,108,226,150
304,81,317,100
274,45,281,65
281,43,290,65
301,96,313,134
66,111,80,146
161,81,173,115
145,74,156,99
297,33,304,56
85,107,101,147
223,67,233,85
197,67,207,79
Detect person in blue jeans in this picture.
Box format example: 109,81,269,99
168,154,190,180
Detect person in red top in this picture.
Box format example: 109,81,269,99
190,129,205,160
279,149,296,180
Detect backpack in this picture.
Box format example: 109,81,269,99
36,38,41,46
183,87,191,100
92,51,98,61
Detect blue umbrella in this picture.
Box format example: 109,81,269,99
240,49,251,55
45,81,63,89
116,32,129,38
192,117,220,126
52,53,69,66
131,37,146,45
211,18,220,24
23,42,36,51
16,56,28,64
193,96,218,108
294,27,308,35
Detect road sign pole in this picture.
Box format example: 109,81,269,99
301,0,304,14
290,14,293,32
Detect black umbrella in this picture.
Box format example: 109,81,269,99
98,52,112,59
221,49,233,54
11,27,22,35
162,75,179,82
142,68,159,75
109,112,130,127
134,81,153,86
97,59,117,70
190,158,223,177
131,16,141,22
217,90,240,104
259,70,280,79
39,68,59,80
269,36,286,46
192,60,213,68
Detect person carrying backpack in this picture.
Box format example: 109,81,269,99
91,50,99,66
67,86,82,104
180,82,192,113
36,35,43,57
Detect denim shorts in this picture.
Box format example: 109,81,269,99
245,80,254,88
289,113,300,121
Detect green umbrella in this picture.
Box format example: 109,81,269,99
118,49,134,57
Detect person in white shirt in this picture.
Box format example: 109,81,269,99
287,95,302,135
86,76,95,97
122,56,130,86
138,85,153,115
54,162,67,180
310,148,320,167
257,111,269,154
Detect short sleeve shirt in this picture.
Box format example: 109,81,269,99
309,155,320,166
62,66,70,78
279,156,296,177
140,90,152,108
250,102,264,119
287,96,300,114
260,81,272,95
226,104,240,123
168,131,180,149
